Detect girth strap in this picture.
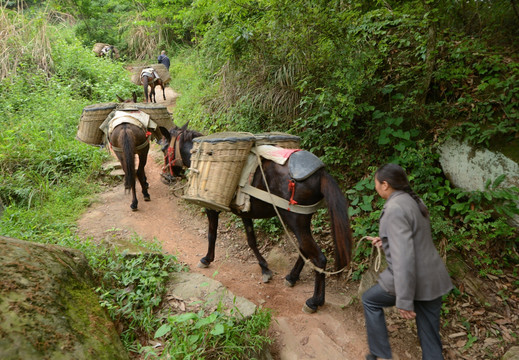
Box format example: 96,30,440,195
240,184,324,214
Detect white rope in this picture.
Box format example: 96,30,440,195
358,236,382,272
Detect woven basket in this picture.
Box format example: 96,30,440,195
133,103,173,130
92,43,120,58
130,64,171,85
254,132,301,149
76,103,118,145
92,43,108,55
183,132,255,211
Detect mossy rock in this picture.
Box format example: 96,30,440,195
0,236,129,360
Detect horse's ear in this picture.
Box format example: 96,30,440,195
159,127,171,142
180,121,190,132
116,94,124,102
132,91,137,103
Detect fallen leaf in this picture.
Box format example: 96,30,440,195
456,339,467,347
483,338,500,346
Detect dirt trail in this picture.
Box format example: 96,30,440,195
77,87,421,360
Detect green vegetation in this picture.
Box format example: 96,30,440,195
1,0,518,358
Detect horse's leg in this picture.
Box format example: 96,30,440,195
241,218,273,283
199,209,219,268
142,77,149,103
284,255,305,287
136,149,150,201
161,83,166,100
287,216,327,313
151,84,156,103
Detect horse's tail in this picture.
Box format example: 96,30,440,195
122,127,136,191
321,171,353,271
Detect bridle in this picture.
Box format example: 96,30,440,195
163,131,184,176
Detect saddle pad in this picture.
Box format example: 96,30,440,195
140,68,160,80
254,145,300,165
103,110,156,138
288,150,325,181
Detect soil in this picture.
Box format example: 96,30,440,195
76,87,425,360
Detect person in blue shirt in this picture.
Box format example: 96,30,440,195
157,50,170,70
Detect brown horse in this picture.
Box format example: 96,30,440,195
141,70,166,103
109,122,151,211
160,124,353,313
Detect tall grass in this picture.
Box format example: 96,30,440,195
0,3,53,81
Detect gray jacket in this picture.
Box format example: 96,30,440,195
378,191,453,311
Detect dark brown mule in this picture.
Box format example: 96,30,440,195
141,72,166,103
160,124,353,313
110,123,151,211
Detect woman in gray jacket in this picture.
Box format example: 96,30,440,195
363,163,453,360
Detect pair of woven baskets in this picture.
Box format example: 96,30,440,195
183,132,301,212
76,103,174,145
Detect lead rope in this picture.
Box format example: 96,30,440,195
254,149,356,276
358,236,382,273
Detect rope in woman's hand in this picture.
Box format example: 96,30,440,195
359,236,382,273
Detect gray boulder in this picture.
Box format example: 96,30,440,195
438,138,519,227
503,346,519,360
0,236,128,360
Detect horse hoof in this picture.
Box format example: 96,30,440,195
302,303,317,314
262,273,272,283
284,279,295,287
197,261,209,269
144,196,151,202
131,207,138,212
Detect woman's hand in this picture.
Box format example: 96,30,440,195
365,236,382,248
398,308,416,319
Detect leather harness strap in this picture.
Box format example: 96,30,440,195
163,133,184,175
240,184,324,215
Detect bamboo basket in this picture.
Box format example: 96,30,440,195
76,103,118,145
92,43,108,55
133,103,174,130
183,132,255,211
254,132,301,149
92,43,120,58
130,64,171,85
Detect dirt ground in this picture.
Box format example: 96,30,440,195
77,87,424,360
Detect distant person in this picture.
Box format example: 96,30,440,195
362,163,453,360
157,50,170,70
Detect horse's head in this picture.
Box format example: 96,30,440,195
159,122,203,182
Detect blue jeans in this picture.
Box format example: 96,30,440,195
362,283,444,360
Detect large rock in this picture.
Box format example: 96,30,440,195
164,272,257,319
0,236,128,360
438,138,519,227
503,346,519,360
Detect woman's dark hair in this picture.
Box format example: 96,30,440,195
375,163,429,217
